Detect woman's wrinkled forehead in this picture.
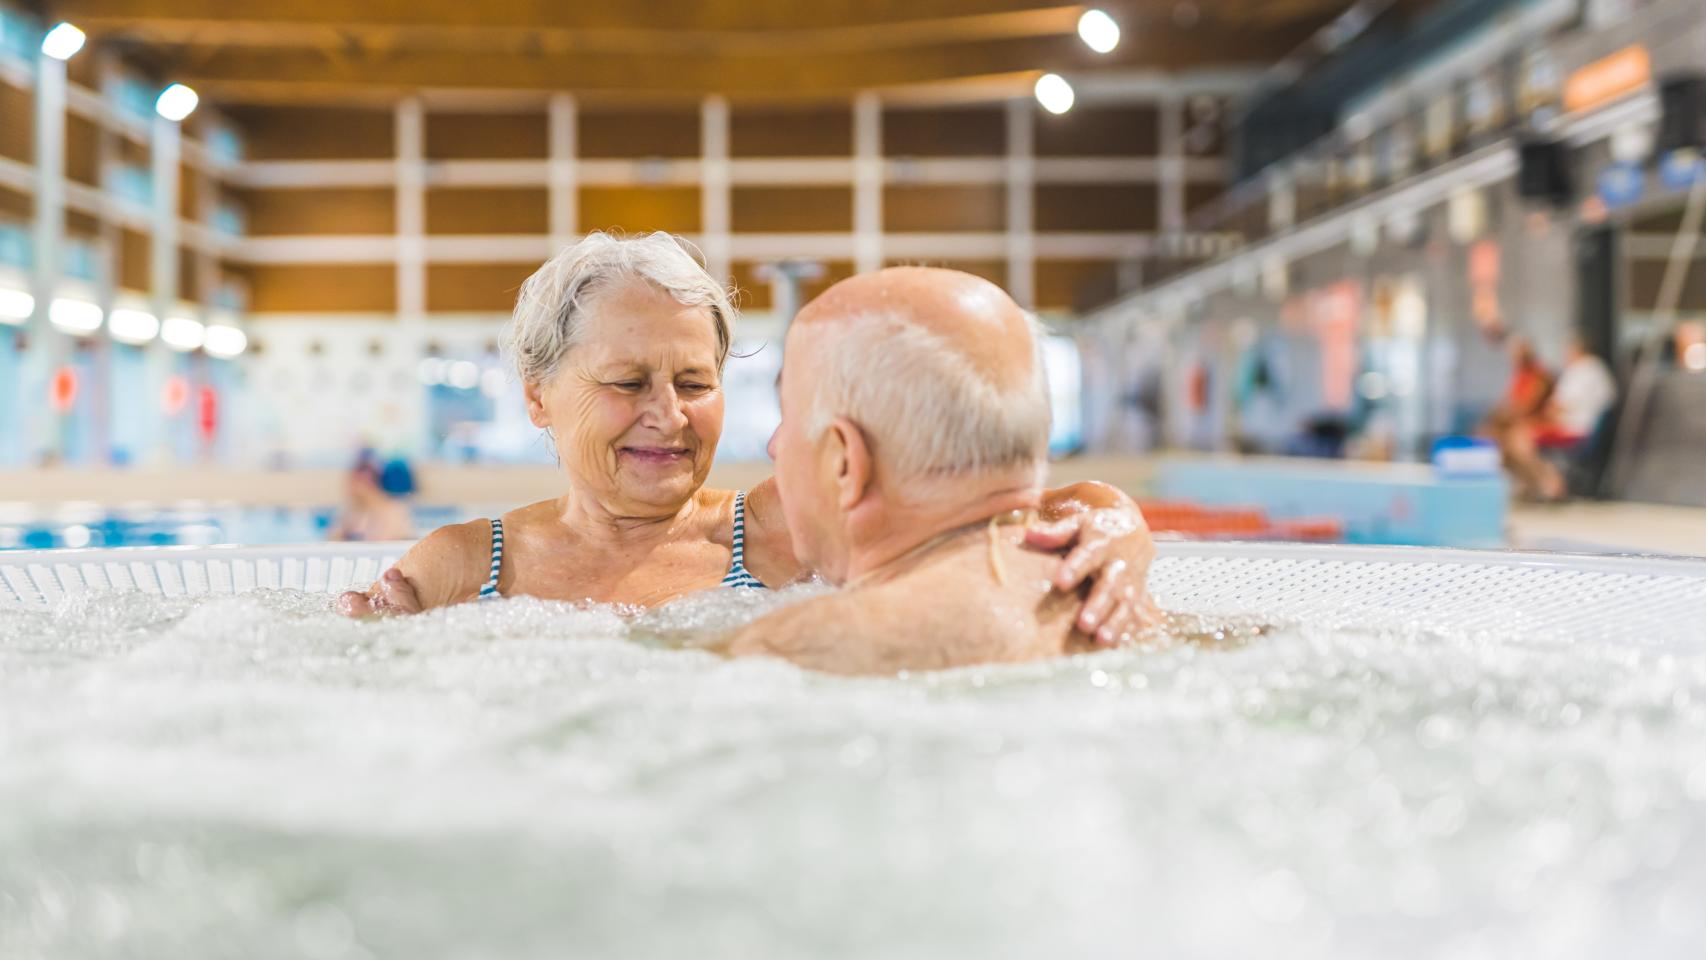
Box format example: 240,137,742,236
570,280,723,366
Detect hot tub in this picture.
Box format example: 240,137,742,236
2,542,1704,958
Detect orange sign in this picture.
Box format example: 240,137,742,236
1563,45,1652,114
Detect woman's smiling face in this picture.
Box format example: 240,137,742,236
525,279,725,516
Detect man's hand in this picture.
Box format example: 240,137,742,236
1027,484,1161,645
336,567,425,618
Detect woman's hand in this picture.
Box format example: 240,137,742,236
336,568,426,618
1029,481,1161,645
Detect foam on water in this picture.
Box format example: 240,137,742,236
2,586,1704,959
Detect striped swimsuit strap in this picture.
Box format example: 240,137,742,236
478,517,505,600
721,491,767,590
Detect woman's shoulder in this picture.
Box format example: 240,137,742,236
734,478,803,585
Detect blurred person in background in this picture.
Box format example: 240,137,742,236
1483,334,1556,497
330,451,417,542
1511,331,1617,502
339,231,1157,644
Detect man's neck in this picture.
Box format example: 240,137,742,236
843,479,1040,585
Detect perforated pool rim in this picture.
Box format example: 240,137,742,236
4,541,1706,646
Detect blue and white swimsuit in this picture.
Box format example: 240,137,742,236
477,490,767,600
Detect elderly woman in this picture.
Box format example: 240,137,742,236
339,232,1155,643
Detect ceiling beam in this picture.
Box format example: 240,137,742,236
71,8,1095,57
51,0,1345,33
143,27,1319,103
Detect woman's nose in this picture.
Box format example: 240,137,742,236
640,384,690,430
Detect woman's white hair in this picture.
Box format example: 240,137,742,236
806,310,1052,485
502,231,736,385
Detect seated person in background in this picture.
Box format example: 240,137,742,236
724,267,1158,676
331,455,417,542
1523,332,1617,501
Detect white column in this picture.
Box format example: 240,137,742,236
699,95,731,285
149,113,184,464
853,92,883,274
150,115,182,311
1159,93,1186,235
1005,98,1036,309
395,97,425,323
548,93,578,251
27,51,69,461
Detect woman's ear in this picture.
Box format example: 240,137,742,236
826,416,872,512
523,380,550,428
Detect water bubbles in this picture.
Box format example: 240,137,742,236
294,902,356,960
3,590,1706,957
1249,869,1309,924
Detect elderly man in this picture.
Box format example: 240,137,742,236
725,267,1157,675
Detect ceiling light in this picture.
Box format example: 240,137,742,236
1035,73,1075,115
203,323,248,358
49,298,103,335
40,23,86,61
1077,10,1120,54
107,307,160,345
155,83,199,122
0,288,33,325
161,314,205,351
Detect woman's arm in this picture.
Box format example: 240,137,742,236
336,518,492,617
1030,481,1161,644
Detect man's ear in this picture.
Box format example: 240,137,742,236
523,380,550,428
825,416,872,512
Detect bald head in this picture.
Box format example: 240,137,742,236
784,266,1051,487
796,267,1038,394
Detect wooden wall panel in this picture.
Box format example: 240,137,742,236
65,114,99,186
179,245,199,304
248,264,397,313
180,163,198,221
0,187,29,220
426,112,548,159
0,85,30,163
1034,184,1158,232
579,108,700,158
425,187,549,234
884,258,1007,290
119,229,150,293
731,107,852,157
579,186,701,234
1035,105,1160,157
242,188,395,235
731,259,853,313
731,186,853,233
65,210,101,235
883,106,1005,156
232,106,395,160
884,184,1005,232
427,262,537,313
1035,259,1120,312
1185,182,1225,219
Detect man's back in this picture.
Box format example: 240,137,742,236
726,524,1091,675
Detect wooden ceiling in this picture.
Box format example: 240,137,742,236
41,0,1357,105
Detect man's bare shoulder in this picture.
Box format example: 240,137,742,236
723,587,894,675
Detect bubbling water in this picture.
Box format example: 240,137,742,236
1,586,1703,959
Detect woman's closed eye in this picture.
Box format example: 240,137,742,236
676,381,714,395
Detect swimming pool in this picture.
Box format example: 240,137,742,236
2,542,1704,958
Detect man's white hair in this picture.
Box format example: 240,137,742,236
805,310,1052,485
502,230,736,385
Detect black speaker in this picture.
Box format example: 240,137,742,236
1517,138,1572,205
1658,74,1706,153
